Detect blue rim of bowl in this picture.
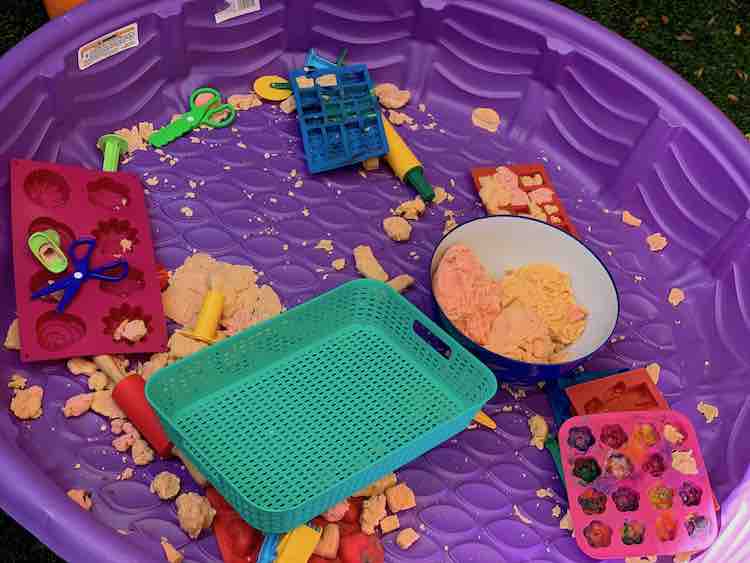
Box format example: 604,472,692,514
428,214,621,370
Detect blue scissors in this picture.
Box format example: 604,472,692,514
148,87,237,148
31,238,129,313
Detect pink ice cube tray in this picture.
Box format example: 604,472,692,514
559,410,717,559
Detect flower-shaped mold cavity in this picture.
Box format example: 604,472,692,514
685,514,710,537
102,303,152,345
91,218,139,258
648,484,674,509
23,169,71,208
622,520,646,545
605,452,634,480
27,217,75,252
578,488,607,515
656,512,678,541
99,266,145,298
36,311,86,351
678,481,703,506
572,457,601,483
642,452,667,477
633,422,659,447
600,423,628,449
29,269,67,303
612,486,640,512
87,177,130,210
583,520,612,548
567,426,596,452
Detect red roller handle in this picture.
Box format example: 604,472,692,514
112,374,173,458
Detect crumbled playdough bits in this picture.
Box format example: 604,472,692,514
622,210,642,227
646,362,661,384
697,400,719,423
471,107,500,133
672,450,698,475
647,232,668,252
668,287,686,307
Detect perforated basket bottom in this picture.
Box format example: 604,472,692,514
178,325,458,510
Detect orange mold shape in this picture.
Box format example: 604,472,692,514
565,368,669,416
470,163,579,237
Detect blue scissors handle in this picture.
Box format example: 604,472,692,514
30,238,129,312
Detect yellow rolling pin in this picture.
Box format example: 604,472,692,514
381,117,435,202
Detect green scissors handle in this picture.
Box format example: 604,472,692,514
149,87,237,148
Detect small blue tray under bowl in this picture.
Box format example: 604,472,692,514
289,64,389,174
146,280,497,533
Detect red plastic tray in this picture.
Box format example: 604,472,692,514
471,163,579,237
565,368,669,415
9,159,167,361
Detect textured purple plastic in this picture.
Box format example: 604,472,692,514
0,1,749,562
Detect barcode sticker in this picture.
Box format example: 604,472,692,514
78,23,139,71
215,0,261,23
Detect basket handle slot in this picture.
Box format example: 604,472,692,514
413,319,452,360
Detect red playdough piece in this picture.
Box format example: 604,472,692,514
309,558,342,563
112,374,173,457
340,533,385,563
206,487,263,563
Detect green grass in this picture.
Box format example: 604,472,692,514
555,0,750,134
0,1,747,561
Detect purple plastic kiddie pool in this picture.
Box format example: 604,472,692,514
1,1,749,562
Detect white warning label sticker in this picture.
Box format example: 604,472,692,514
78,23,139,71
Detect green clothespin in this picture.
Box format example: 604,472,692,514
28,230,68,274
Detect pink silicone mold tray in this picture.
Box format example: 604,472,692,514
559,410,717,559
9,159,167,361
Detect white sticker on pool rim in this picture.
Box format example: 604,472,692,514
78,23,139,71
215,0,262,23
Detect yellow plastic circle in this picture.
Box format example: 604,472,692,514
254,75,292,101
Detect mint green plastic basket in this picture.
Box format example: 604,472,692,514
146,279,497,533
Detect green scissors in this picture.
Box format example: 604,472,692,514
149,87,237,148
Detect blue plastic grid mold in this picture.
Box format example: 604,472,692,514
289,64,389,174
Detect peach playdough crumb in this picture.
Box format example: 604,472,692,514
279,95,296,114
387,274,415,294
697,401,719,423
380,514,400,533
67,489,92,511
114,319,148,343
142,352,169,381
383,216,412,242
3,318,20,350
663,424,685,445
360,493,387,535
314,524,340,558
385,484,416,513
228,93,262,110
394,197,426,221
396,528,420,549
374,83,411,109
471,107,500,133
478,167,524,215
176,493,216,539
672,450,698,475
354,245,389,282
67,357,97,375
668,288,686,307
646,232,668,252
118,467,134,481
528,415,549,450
387,110,413,126
646,362,661,384
10,386,43,420
622,210,643,227
91,390,126,419
363,157,379,171
355,474,397,497
316,74,338,87
331,258,346,271
8,374,27,390
150,471,181,500
132,439,155,466
161,537,184,563
63,393,94,418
